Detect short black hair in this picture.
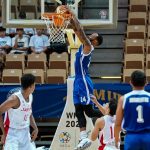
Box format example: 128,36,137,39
21,74,35,90
131,70,146,87
96,34,103,45
16,28,24,31
0,27,6,32
109,99,117,116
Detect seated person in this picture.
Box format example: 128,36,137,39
0,27,11,55
29,29,50,54
11,28,29,54
0,27,11,78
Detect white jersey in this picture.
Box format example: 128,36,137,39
4,91,32,129
99,115,116,146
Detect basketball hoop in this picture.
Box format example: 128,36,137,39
42,13,72,43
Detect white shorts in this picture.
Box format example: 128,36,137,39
104,145,119,150
4,127,36,150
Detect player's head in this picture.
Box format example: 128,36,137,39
16,28,24,36
89,33,103,47
105,99,117,116
0,27,6,37
36,29,43,36
130,70,147,88
21,74,36,93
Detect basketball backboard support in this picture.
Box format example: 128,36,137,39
2,0,118,29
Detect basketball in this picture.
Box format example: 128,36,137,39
56,5,70,14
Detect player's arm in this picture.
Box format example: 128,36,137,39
90,95,106,115
91,118,105,141
64,7,92,54
114,96,124,148
30,114,38,141
0,95,19,143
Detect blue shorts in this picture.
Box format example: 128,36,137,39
73,76,93,105
125,132,150,150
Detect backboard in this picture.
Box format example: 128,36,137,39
2,0,118,29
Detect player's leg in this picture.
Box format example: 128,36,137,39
124,133,141,150
4,128,19,150
140,132,150,150
19,128,36,150
73,82,92,149
74,104,91,150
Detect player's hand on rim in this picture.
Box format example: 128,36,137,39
31,128,38,142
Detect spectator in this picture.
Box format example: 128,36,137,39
29,29,50,54
11,28,29,54
0,27,11,79
0,27,11,54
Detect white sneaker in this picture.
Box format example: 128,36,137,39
74,138,92,150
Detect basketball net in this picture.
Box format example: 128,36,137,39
42,13,71,44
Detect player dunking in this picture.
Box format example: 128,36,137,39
59,6,104,150
91,96,118,150
0,74,38,150
115,70,150,150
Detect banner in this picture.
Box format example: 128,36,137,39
0,83,150,118
0,84,67,118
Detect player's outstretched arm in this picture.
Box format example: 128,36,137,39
63,6,92,54
91,118,104,141
114,96,124,148
90,95,106,115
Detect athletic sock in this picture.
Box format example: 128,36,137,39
80,131,88,140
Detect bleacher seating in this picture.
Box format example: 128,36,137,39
124,54,144,69
49,52,68,75
122,0,150,83
128,12,147,25
46,69,66,84
2,69,22,84
5,54,25,70
127,25,146,39
11,0,18,19
0,51,69,84
24,69,44,84
125,39,145,54
20,0,38,19
129,0,148,12
27,53,47,71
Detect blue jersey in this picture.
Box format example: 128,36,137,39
73,45,94,105
123,90,150,133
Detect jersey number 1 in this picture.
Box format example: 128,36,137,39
136,105,144,123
